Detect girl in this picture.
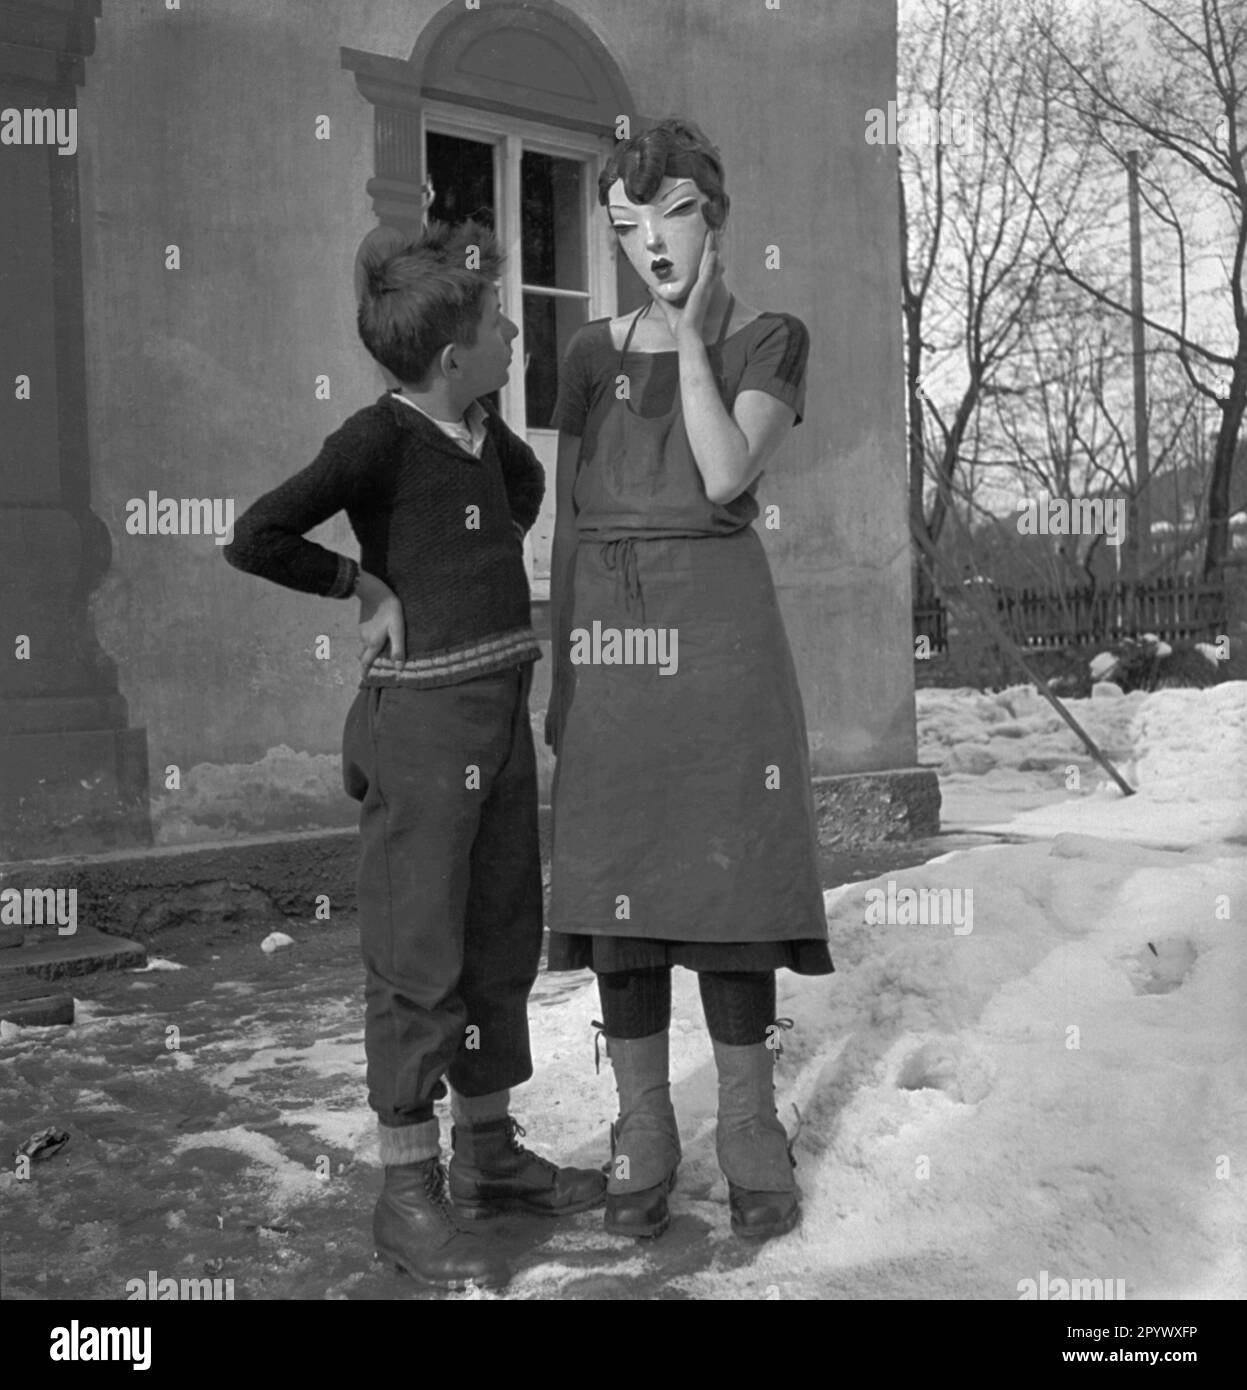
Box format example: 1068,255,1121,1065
546,118,832,1243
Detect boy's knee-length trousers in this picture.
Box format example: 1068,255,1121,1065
342,663,544,1129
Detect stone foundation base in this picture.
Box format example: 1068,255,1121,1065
813,766,941,851
0,726,151,861
2,771,941,941
0,830,360,945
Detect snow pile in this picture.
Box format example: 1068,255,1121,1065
757,838,1243,1299
1131,685,1247,802
506,840,1245,1298
501,682,1247,1298
919,683,1141,783
924,681,1247,845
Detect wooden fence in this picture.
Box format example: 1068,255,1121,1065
913,599,949,654
914,574,1226,654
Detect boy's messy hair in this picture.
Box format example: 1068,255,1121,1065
598,117,730,230
355,218,503,386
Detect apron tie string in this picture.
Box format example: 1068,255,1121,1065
600,537,645,620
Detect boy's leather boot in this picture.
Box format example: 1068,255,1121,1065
712,1039,799,1241
449,1116,606,1218
603,1029,681,1239
373,1158,511,1289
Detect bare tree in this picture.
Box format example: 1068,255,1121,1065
982,275,1201,587
1025,0,1247,579
899,0,1095,604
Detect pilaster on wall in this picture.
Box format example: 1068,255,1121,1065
340,49,429,235
0,0,151,860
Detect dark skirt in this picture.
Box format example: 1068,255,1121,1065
546,931,833,975
547,528,831,973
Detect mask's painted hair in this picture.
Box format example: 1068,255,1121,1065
598,117,729,230
355,218,503,386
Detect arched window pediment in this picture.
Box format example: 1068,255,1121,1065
390,0,635,138
342,2,641,229
451,28,597,105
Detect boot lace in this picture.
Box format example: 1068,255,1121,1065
503,1116,560,1180
423,1159,462,1229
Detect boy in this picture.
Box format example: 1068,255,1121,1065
224,220,604,1290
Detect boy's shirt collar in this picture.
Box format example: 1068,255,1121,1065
388,391,488,458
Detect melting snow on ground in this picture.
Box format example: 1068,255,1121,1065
503,681,1247,1297
6,682,1241,1298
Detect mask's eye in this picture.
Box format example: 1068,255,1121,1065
666,198,698,216
610,221,635,236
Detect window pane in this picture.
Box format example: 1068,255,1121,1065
425,131,496,230
521,151,585,290
424,132,499,409
524,293,587,428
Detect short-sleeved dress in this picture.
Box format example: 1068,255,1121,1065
546,301,832,976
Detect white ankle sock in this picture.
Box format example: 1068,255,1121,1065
378,1116,440,1166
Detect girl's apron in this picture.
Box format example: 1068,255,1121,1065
548,301,828,951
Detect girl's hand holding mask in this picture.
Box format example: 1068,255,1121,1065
654,229,723,346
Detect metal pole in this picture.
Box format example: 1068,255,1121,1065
1127,151,1151,596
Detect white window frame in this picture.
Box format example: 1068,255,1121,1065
421,101,618,434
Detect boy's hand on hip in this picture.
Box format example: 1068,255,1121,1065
355,571,405,671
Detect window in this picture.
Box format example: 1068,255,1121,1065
422,106,616,599
520,150,589,428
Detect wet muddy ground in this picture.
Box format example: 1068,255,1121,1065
0,832,1005,1302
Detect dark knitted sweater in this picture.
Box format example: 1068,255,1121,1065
224,392,545,688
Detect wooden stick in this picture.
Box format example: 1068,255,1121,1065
911,521,1136,798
